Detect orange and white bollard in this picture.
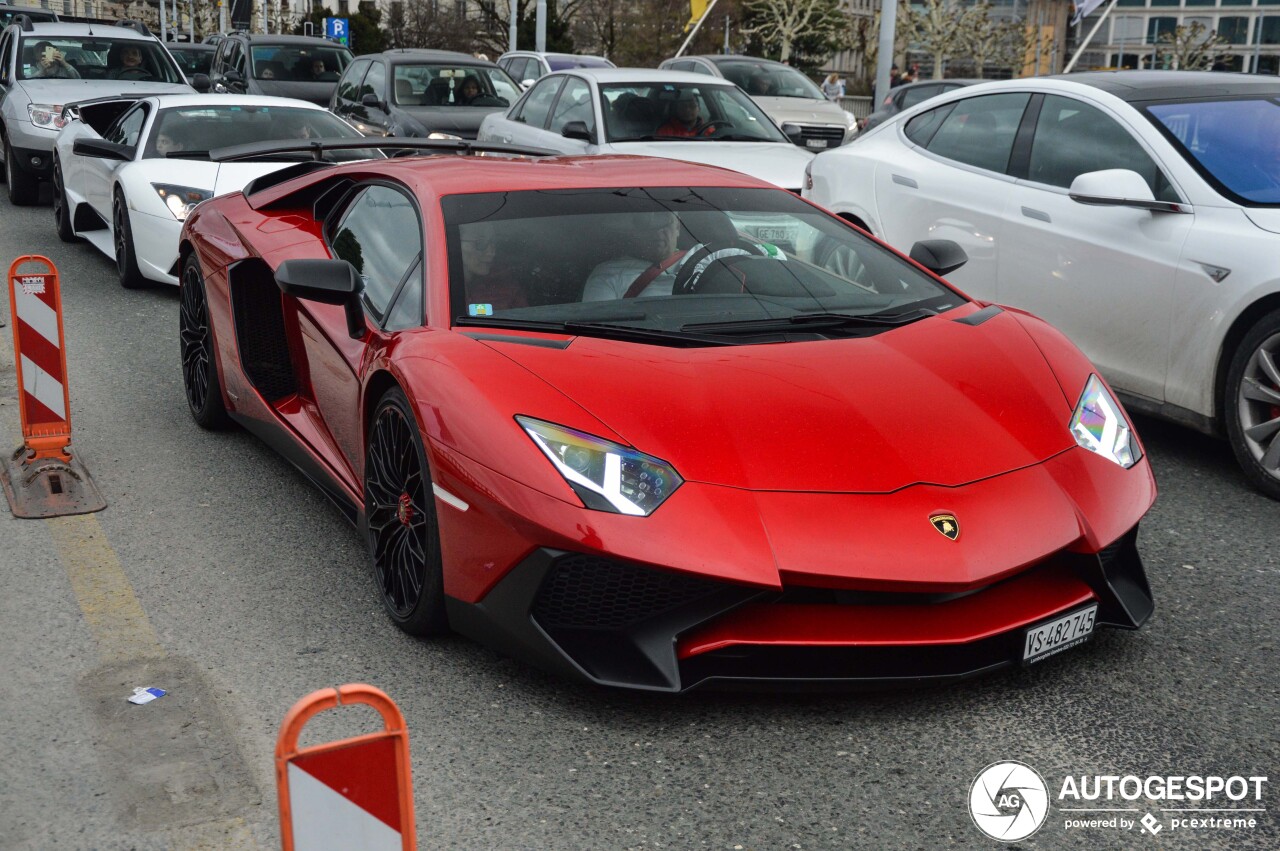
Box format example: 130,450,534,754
1,255,105,517
276,684,417,851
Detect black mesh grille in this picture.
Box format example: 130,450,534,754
532,554,726,630
230,261,296,400
797,125,845,148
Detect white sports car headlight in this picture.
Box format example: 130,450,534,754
1069,375,1142,468
152,183,212,221
517,416,683,516
28,103,68,130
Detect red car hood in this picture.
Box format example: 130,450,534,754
484,309,1076,493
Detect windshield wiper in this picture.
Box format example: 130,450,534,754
682,308,937,334
454,316,739,347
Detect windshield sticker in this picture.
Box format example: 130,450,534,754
468,303,494,317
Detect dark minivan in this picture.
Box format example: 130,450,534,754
210,33,352,107
331,49,522,140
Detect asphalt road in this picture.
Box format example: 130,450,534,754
0,189,1275,851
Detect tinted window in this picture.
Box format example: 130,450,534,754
668,60,694,72
337,58,370,103
170,45,212,76
548,76,594,136
385,259,424,331
923,93,1030,174
900,85,940,110
105,105,147,147
515,76,562,128
361,60,385,100
144,104,367,159
249,43,351,81
1029,95,1174,199
904,103,955,147
330,185,422,317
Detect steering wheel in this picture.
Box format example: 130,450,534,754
115,67,152,80
673,241,761,294
691,119,734,136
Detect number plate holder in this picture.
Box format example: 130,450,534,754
1022,604,1097,665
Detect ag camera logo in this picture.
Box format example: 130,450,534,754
969,761,1050,842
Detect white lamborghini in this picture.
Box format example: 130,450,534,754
52,94,371,286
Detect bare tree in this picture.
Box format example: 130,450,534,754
1157,21,1231,70
740,0,847,64
907,0,990,79
391,0,481,52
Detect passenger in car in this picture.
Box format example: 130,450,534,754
31,41,79,78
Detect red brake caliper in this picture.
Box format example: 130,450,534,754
396,493,415,527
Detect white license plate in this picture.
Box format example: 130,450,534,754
755,227,797,242
805,139,829,149
1023,605,1097,664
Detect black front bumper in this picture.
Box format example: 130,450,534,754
9,142,53,178
445,528,1154,693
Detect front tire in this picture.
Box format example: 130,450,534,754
364,387,447,636
5,135,39,206
1225,309,1280,500
52,158,78,242
179,253,230,430
113,190,146,288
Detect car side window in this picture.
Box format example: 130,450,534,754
921,93,1030,175
514,76,563,128
361,60,386,103
690,61,715,76
900,85,938,110
337,58,369,104
548,77,594,137
1028,94,1176,200
329,184,422,319
105,104,148,148
904,103,954,147
384,257,424,331
668,60,693,73
0,31,12,81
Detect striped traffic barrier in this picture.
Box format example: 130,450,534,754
1,255,105,518
276,684,417,851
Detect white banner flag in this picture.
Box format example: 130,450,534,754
1072,0,1108,24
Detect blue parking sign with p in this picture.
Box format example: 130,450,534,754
323,17,349,46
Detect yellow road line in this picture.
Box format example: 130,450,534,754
45,513,165,663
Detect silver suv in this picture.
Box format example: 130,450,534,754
0,18,193,204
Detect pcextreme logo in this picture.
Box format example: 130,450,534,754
968,762,1270,842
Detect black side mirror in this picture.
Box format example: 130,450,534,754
909,239,968,277
275,258,367,339
361,92,385,111
224,68,243,84
561,120,592,142
780,122,804,145
191,73,211,93
72,137,132,161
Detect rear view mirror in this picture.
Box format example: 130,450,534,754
909,239,967,277
1069,169,1187,213
72,137,132,160
275,258,366,339
561,120,592,142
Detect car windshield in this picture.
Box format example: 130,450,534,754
17,36,183,82
716,61,824,100
548,55,612,71
391,64,518,107
169,45,213,76
249,44,351,81
601,83,787,143
446,187,962,344
1146,97,1280,205
143,104,371,160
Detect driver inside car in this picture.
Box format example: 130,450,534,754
582,211,687,301
657,90,711,138
108,45,147,79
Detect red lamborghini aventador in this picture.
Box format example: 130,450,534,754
178,140,1156,691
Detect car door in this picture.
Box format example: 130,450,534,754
1000,93,1192,402
298,182,424,479
90,102,147,216
875,92,1032,292
500,75,564,147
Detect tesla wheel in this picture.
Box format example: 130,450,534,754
1225,309,1280,500
4,135,39,206
815,234,871,287
113,190,146,288
364,386,447,636
179,253,230,430
52,159,77,242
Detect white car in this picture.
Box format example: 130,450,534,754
805,71,1280,499
53,94,369,286
477,68,814,191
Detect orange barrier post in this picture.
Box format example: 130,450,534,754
276,684,417,851
1,255,105,517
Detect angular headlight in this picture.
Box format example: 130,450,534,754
28,103,68,131
1069,375,1141,469
517,416,683,516
152,183,212,221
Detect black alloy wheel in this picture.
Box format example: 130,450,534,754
179,253,230,429
364,387,447,636
1226,309,1280,500
52,159,77,242
113,191,146,288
